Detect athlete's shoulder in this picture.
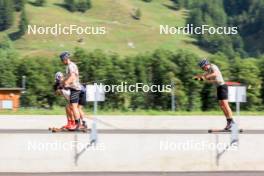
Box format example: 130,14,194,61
211,64,220,70
69,61,77,67
211,63,217,67
67,61,78,71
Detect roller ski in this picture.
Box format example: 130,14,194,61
49,120,89,133
208,120,243,133
208,128,243,133
49,126,68,133
48,126,89,133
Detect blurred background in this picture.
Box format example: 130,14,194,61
0,0,263,114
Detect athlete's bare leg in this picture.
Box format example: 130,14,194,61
78,105,85,120
66,104,74,121
221,100,233,119
219,100,234,130
61,104,74,128
219,101,229,118
71,103,80,121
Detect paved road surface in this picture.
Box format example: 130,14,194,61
1,171,264,176
0,129,263,134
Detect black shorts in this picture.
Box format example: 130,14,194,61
70,89,81,104
78,91,86,106
217,84,228,100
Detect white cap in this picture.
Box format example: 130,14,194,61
55,72,63,81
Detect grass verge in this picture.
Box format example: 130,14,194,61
0,107,263,116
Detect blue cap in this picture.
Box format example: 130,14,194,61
59,51,70,61
198,59,209,68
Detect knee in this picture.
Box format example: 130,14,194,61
78,105,83,111
222,101,230,108
71,104,79,113
71,103,78,108
66,107,71,113
219,101,225,109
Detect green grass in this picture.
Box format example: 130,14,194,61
0,107,264,116
2,0,210,57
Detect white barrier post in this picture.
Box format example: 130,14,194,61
228,84,247,115
93,83,98,115
86,83,105,114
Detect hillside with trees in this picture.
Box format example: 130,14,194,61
174,0,264,57
0,0,209,57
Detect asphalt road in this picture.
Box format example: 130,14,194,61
0,129,263,134
0,172,264,176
